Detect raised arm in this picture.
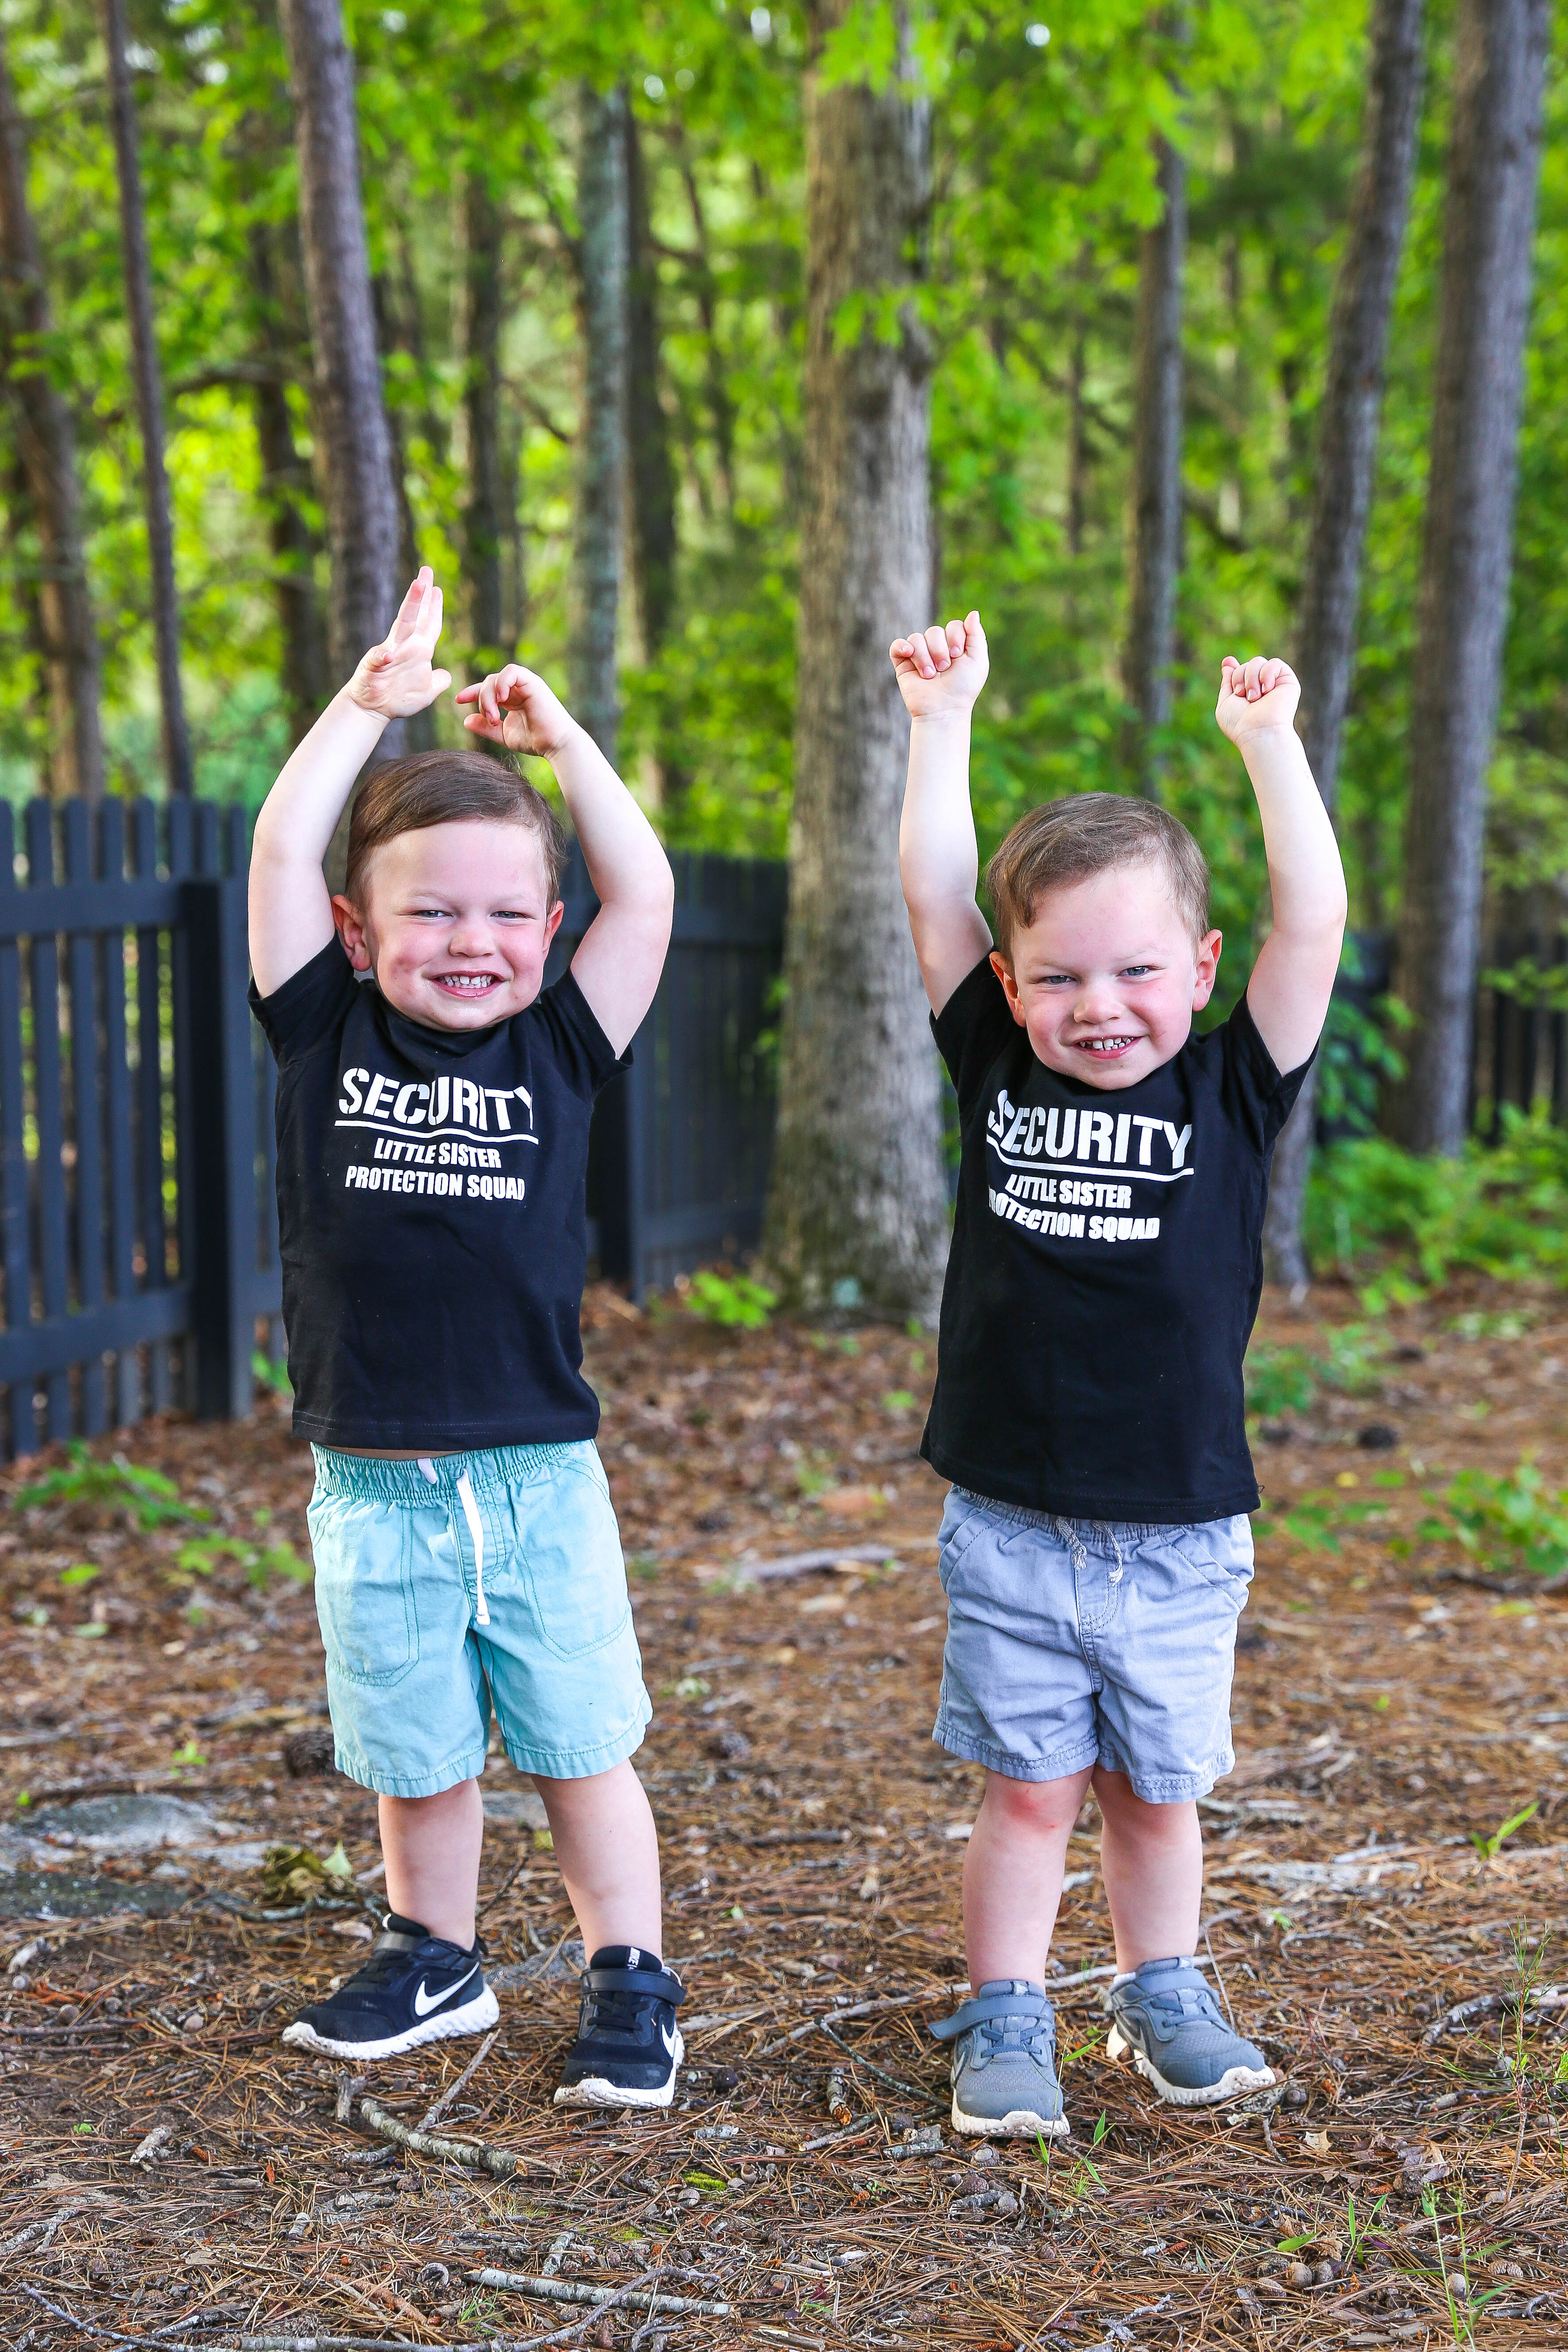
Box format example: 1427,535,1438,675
249,569,451,998
1217,655,1348,1075
457,667,673,1056
892,612,994,1016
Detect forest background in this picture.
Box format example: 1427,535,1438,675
2,0,1566,1307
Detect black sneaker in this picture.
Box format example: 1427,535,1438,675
281,1913,499,2061
553,1945,685,2110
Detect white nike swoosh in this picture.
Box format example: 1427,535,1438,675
659,2022,678,2058
413,1962,481,2018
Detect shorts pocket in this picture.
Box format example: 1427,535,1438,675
1166,1518,1255,1595
308,1496,420,1689
518,1459,631,1661
936,1492,989,1594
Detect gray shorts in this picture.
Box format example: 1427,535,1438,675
933,1487,1254,1803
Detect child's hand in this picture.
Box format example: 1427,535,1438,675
347,568,452,717
1215,653,1300,745
456,664,574,759
890,612,989,720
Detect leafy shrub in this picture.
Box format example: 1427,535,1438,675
171,1529,312,1592
1304,1112,1568,1295
1421,1461,1568,1581
13,1443,204,1531
1244,1344,1318,1420
684,1269,778,1330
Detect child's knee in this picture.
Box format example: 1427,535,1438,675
984,1767,1089,1834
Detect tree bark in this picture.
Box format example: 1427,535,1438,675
762,4,947,1321
675,142,736,514
625,106,677,664
459,169,506,661
1121,135,1186,804
1262,0,1427,1286
277,0,403,735
1393,0,1550,1155
100,0,191,795
0,27,104,799
247,220,329,745
572,83,629,763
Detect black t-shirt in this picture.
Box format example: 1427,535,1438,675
923,955,1313,1522
250,938,625,1450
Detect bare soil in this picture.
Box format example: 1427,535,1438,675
2,1277,1567,2349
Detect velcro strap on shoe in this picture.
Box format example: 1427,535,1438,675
931,1989,1054,2042
584,1965,685,2006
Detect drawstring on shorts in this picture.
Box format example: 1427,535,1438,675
419,1457,491,1627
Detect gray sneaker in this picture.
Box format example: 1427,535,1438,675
931,1978,1070,2140
1106,1957,1274,2106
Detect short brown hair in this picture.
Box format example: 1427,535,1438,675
986,792,1210,958
344,750,568,907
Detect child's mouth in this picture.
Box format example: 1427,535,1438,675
433,973,502,996
1075,1035,1139,1056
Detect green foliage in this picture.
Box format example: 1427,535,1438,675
13,1444,203,1532
684,1268,778,1329
1422,1461,1568,1582
1470,1800,1540,1862
171,1530,313,1591
252,1351,293,1400
1244,1343,1317,1421
260,1842,355,1904
1304,1114,1568,1294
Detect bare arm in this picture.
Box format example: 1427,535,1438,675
1217,656,1348,1075
892,613,994,1015
248,570,451,1000
456,667,673,1057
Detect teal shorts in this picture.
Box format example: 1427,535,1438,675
306,1442,652,1799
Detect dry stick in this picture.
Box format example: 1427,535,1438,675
1202,1921,1239,2031
356,2094,551,2178
816,2020,944,2109
413,2027,500,2134
469,2268,731,2319
760,1989,939,2054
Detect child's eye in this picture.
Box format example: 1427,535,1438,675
1121,965,1154,978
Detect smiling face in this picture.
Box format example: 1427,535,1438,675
332,818,564,1031
993,859,1222,1089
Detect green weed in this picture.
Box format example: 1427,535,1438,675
1305,1112,1568,1296
57,1564,97,1588
684,1269,777,1329
170,1530,312,1592
1424,1460,1568,1580
14,1444,204,1531
251,1350,292,1398
1470,1800,1539,1862
1244,1344,1317,1421
881,1390,917,1413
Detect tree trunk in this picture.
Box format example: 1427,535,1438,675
458,169,506,661
0,28,104,799
676,141,736,514
1121,135,1186,804
572,83,629,764
1393,0,1550,1155
247,220,329,745
277,0,403,738
625,106,677,664
1262,0,1427,1286
762,5,947,1321
100,0,191,795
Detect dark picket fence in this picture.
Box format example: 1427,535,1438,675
1475,933,1568,1135
0,800,786,1463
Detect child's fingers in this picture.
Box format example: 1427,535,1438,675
945,617,966,659
429,668,451,699
906,634,936,678
964,610,987,661
922,624,950,670
889,638,912,664
454,682,479,703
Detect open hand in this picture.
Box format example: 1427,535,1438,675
1216,653,1300,744
890,612,989,720
348,568,452,718
456,664,575,759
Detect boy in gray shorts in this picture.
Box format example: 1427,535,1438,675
891,615,1346,2136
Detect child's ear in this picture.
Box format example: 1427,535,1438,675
1191,928,1222,1009
332,894,373,973
990,949,1027,1026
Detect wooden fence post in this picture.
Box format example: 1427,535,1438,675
179,871,257,1418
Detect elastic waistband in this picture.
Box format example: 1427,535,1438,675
950,1487,1240,1551
310,1441,594,1504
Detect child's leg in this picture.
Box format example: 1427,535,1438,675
533,1759,662,1955
380,1778,484,1948
962,1765,1093,1985
1093,1767,1202,1969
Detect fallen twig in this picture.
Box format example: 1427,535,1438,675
413,2027,500,2133
741,1545,905,1582
742,1828,851,1847
760,1988,939,2054
469,2267,730,2317
357,2094,550,2177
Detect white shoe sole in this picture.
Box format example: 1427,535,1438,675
553,2028,684,2111
282,1985,499,2063
1106,2022,1275,2107
952,2092,1070,2141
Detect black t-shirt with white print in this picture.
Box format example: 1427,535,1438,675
923,954,1313,1523
250,938,626,1451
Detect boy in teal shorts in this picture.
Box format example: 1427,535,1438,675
892,615,1346,2135
249,568,684,2107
